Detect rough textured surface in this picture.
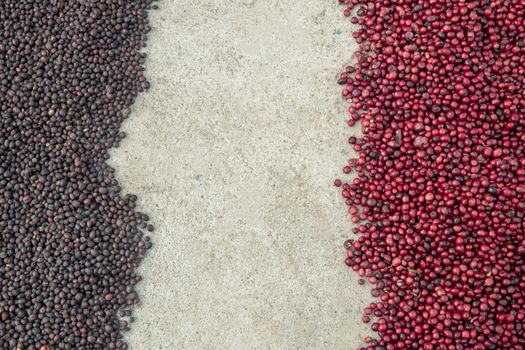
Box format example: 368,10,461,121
110,0,368,349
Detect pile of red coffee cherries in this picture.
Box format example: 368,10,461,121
336,1,525,349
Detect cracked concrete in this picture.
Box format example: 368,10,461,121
110,0,371,349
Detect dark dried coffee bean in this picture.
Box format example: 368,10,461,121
0,0,156,348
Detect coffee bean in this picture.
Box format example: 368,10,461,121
0,0,157,348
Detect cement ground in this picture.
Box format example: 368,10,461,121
110,0,370,348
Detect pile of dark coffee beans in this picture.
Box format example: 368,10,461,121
0,0,156,349
336,0,525,349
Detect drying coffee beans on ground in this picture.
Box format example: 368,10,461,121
0,0,155,349
336,0,525,349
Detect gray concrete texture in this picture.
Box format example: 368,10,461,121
109,0,371,349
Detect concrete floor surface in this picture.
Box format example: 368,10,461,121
110,0,371,349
